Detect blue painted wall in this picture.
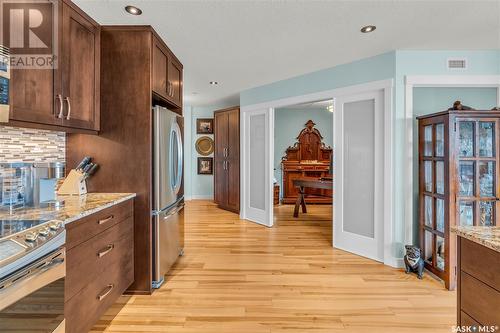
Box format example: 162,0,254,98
274,108,333,197
393,50,500,256
240,49,500,263
184,104,235,200
240,52,396,106
411,87,498,242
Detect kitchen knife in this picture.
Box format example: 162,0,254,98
85,163,99,178
82,162,94,175
76,156,91,171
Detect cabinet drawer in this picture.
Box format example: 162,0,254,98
460,311,480,326
461,272,500,325
66,199,133,250
66,216,133,302
65,247,134,333
461,238,500,291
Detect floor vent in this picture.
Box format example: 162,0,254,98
447,58,467,70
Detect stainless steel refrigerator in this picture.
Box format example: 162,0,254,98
152,106,185,289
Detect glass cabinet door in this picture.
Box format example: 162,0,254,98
420,122,446,273
456,119,499,226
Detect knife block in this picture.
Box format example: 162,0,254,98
57,169,87,196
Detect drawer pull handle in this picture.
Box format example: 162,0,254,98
97,284,114,301
97,244,114,258
98,215,114,225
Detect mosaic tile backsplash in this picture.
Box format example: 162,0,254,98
0,125,65,162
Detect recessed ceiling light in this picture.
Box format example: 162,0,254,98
209,81,218,85
125,5,142,15
360,25,376,33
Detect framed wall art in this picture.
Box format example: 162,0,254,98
197,157,213,175
196,118,214,134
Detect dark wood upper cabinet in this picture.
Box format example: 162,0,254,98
8,0,60,127
214,106,240,213
8,0,100,133
153,41,168,99
60,2,100,130
168,56,182,107
152,36,183,109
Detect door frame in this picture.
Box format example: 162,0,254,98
241,79,395,266
404,75,500,247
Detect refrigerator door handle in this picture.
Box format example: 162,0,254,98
170,120,183,195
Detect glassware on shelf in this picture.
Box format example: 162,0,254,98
424,230,433,264
459,162,474,196
436,161,444,194
478,161,494,197
459,122,474,157
459,201,474,226
424,125,433,156
424,161,432,192
436,198,444,233
479,201,494,226
479,122,494,157
435,123,444,157
424,196,433,227
436,236,445,271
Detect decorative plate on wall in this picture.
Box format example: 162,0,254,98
195,136,214,156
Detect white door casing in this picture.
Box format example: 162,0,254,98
334,89,385,262
240,79,394,265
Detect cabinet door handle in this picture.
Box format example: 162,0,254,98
226,160,229,171
64,97,71,120
56,94,63,118
97,215,114,225
97,244,114,258
97,284,114,301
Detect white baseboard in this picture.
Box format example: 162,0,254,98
186,195,214,200
384,256,405,269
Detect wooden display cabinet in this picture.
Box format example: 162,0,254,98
417,110,500,290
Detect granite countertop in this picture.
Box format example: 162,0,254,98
0,193,136,225
452,226,500,253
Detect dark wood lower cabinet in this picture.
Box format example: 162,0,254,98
214,106,240,213
65,199,134,333
457,237,500,327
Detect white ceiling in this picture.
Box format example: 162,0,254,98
75,0,500,107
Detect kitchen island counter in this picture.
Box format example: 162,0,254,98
451,225,500,253
0,193,136,225
452,226,500,327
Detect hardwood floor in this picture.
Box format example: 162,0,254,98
91,201,456,333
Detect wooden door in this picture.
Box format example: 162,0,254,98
167,56,182,107
153,41,168,99
226,109,240,212
9,0,61,126
61,2,100,130
214,111,228,206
